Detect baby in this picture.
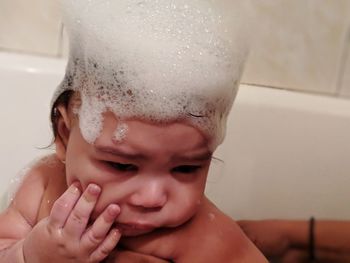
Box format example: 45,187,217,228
0,0,267,262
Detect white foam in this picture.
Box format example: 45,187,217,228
113,123,129,142
55,0,253,149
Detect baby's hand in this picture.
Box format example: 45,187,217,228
22,183,121,263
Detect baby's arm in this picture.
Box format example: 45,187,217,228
105,249,169,263
119,197,267,263
0,164,47,262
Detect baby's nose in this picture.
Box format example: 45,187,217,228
129,180,167,211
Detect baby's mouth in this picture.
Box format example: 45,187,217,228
113,222,156,236
88,218,156,236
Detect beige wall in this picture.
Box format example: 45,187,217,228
242,0,350,98
1,0,350,97
0,0,62,56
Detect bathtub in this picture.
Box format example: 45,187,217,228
1,51,350,220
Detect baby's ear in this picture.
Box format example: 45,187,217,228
55,105,72,163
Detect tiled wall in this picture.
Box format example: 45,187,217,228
338,27,350,97
1,0,350,98
0,0,62,56
242,0,350,97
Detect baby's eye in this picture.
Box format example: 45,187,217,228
172,165,201,174
106,161,138,172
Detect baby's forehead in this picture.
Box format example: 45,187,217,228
65,92,209,146
102,111,208,138
95,113,211,152
93,116,211,159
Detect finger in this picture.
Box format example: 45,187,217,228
63,184,101,238
80,204,120,251
89,228,121,262
48,183,81,229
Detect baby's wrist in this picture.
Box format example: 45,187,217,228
0,239,27,263
17,239,27,263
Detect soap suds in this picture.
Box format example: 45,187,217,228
53,0,253,150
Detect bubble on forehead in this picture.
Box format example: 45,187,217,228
78,95,105,144
58,0,253,150
113,123,129,143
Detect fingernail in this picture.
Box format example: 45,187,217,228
70,183,80,194
88,184,101,195
112,229,121,238
108,204,120,217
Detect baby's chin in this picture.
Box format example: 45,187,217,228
121,229,154,237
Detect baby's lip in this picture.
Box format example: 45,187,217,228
115,222,156,232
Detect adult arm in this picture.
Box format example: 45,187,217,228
238,219,350,262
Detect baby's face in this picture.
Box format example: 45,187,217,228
64,111,212,236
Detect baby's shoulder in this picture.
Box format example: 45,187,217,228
7,154,65,225
16,154,63,187
199,198,268,262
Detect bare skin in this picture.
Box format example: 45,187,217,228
0,156,267,263
0,156,121,263
116,198,267,263
0,155,169,263
0,96,267,262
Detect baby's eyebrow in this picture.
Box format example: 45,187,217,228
173,151,212,162
95,145,212,162
95,145,146,160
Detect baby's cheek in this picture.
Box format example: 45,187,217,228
66,167,106,190
64,171,80,188
66,176,91,191
167,196,201,227
65,161,93,186
91,186,124,216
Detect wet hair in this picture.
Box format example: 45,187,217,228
50,90,74,139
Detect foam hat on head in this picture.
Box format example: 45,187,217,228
52,0,253,150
